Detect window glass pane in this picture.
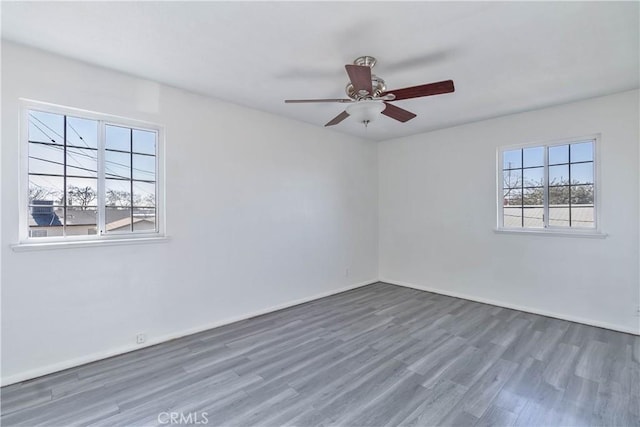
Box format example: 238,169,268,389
503,169,522,190
29,227,57,238
523,187,543,206
133,208,156,231
133,129,156,155
549,207,570,227
503,188,522,206
67,178,97,208
106,207,132,232
523,146,544,168
503,149,521,169
29,202,63,227
132,154,156,181
29,203,64,238
67,147,97,178
29,175,63,204
106,125,131,152
503,207,522,227
29,142,64,175
28,111,63,144
570,184,594,205
549,165,569,186
105,150,131,180
67,116,98,149
105,179,131,207
570,141,593,163
570,162,593,185
523,167,543,187
65,207,97,236
523,207,543,228
549,144,569,165
133,182,156,207
571,207,594,228
549,186,569,205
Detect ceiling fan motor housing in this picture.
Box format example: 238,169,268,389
345,56,386,99
353,55,377,68
345,75,386,99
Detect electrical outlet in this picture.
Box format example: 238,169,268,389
136,333,146,344
636,306,640,317
345,268,350,277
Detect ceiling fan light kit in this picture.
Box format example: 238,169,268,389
284,56,455,128
345,100,385,126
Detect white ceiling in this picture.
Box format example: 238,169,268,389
2,1,638,141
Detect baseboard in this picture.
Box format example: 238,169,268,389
381,278,640,336
1,279,378,387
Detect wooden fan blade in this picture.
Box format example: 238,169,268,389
382,102,417,122
382,80,454,101
325,111,350,127
345,65,373,95
285,98,352,103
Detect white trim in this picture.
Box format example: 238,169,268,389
496,148,503,229
0,279,377,386
18,105,30,242
97,120,106,235
381,278,639,336
493,228,607,239
20,98,160,128
11,236,171,252
543,144,549,227
498,133,602,151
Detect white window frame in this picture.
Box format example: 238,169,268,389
15,99,166,249
496,134,606,238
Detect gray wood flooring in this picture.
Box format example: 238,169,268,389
1,282,639,426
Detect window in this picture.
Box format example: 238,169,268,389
498,137,597,231
22,102,163,243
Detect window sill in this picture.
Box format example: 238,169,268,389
11,236,170,252
494,229,607,239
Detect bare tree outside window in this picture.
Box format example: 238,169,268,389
67,186,96,209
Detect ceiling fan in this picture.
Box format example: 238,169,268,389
285,56,455,127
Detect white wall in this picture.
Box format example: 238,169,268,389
0,42,379,385
379,90,640,334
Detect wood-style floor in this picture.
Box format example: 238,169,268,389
1,282,639,426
